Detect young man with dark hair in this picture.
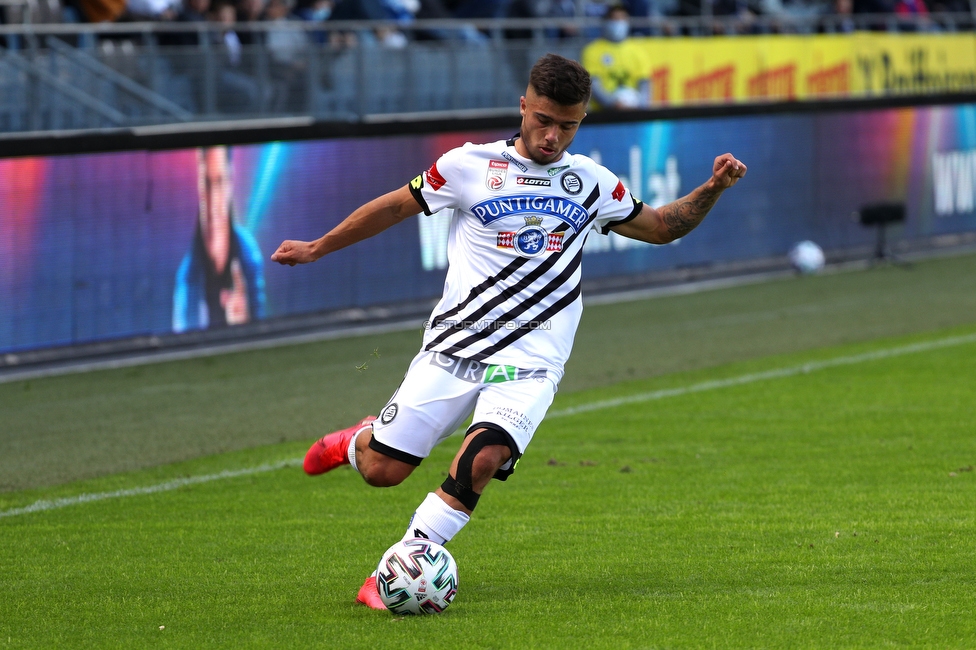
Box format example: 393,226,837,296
272,52,746,609
174,146,266,333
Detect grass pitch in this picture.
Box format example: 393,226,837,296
2,326,975,648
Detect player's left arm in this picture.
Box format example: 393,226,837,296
611,153,747,245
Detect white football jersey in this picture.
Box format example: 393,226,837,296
408,136,643,380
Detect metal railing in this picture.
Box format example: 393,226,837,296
1,14,974,133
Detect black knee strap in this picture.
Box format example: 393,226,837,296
467,422,521,482
440,425,518,511
441,475,480,511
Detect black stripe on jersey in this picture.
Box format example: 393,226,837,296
581,182,601,210
429,255,531,329
429,221,571,330
598,197,644,234
425,223,574,348
425,182,600,357
468,281,584,362
432,246,584,357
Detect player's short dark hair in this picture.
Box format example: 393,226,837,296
528,53,591,107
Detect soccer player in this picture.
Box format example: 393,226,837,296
271,53,746,609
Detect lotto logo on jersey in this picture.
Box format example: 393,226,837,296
516,176,551,187
424,163,447,191
486,160,508,191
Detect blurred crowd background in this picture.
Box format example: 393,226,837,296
3,0,971,45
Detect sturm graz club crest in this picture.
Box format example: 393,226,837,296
381,403,398,424
560,171,582,195
512,216,548,258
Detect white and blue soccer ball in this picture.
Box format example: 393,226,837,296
375,539,458,615
789,240,826,274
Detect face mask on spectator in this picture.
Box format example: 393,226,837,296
604,19,629,42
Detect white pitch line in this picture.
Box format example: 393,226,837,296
547,332,976,418
0,458,302,519
3,332,975,520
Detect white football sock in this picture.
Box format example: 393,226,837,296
347,432,359,472
347,423,370,472
401,492,470,545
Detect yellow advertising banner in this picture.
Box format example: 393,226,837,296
602,33,976,107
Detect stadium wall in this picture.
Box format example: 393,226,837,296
622,33,976,105
3,98,976,363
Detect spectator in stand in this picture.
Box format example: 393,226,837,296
621,0,656,34
929,0,966,8
713,0,760,33
265,0,309,110
294,0,334,19
894,0,927,14
236,0,267,44
402,0,489,41
581,3,651,110
505,0,580,41
503,0,579,80
444,0,508,18
330,0,385,18
182,0,213,21
212,0,264,111
328,0,409,47
71,0,127,21
158,0,212,46
928,0,969,11
821,0,856,32
852,0,894,30
127,0,181,19
292,0,334,43
893,0,932,29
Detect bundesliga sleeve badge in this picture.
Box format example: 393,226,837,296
485,160,509,191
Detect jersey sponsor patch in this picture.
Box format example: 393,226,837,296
428,352,547,384
486,160,508,191
612,180,627,201
501,151,528,172
425,163,447,191
516,176,551,187
547,164,570,177
496,229,563,256
470,194,588,232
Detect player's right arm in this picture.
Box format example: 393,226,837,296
271,185,423,266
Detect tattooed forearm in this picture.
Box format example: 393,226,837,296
660,184,723,240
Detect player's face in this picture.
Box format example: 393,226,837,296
517,87,587,166
197,147,232,272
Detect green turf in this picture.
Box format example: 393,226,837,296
2,326,975,648
2,252,976,492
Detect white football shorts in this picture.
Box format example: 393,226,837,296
369,350,559,471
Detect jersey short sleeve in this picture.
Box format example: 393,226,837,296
590,165,643,235
408,145,466,216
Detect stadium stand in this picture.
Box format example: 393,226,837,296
0,0,973,130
